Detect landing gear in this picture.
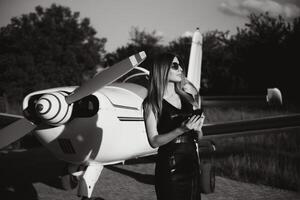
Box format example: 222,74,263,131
81,197,104,200
61,173,79,190
199,162,215,194
77,163,103,199
61,163,80,190
61,163,104,199
198,140,216,194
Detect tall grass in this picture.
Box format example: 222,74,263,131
204,103,300,191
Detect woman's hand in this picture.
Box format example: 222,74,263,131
193,113,205,132
181,114,205,132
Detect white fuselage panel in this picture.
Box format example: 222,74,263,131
33,84,156,165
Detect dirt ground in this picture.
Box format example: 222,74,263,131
1,147,299,200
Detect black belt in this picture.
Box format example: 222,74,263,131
172,135,195,144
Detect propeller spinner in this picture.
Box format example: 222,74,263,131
35,91,73,126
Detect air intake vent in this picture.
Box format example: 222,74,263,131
58,138,76,154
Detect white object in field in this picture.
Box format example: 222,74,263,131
267,88,282,105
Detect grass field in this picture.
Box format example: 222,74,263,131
204,103,300,192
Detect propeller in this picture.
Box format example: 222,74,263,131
0,118,36,149
0,51,147,149
66,51,147,104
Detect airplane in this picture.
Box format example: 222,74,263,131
1,29,300,200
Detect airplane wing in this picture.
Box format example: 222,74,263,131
202,114,300,139
128,113,300,165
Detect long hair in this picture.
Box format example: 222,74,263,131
143,52,198,120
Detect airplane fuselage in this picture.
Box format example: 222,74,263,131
24,83,156,166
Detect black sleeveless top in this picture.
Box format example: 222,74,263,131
157,95,196,138
156,95,197,155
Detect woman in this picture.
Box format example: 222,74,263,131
143,53,204,200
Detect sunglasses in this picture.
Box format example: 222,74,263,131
171,62,181,70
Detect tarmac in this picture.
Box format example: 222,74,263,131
1,147,300,200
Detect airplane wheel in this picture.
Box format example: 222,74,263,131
61,174,78,190
61,164,79,190
81,197,104,200
199,162,215,194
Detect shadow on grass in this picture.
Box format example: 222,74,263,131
124,155,156,165
105,165,155,185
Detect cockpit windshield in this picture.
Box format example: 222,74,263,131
118,67,149,88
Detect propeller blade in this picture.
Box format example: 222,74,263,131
0,118,36,149
66,51,147,104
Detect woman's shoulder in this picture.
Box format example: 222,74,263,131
179,92,199,110
179,91,195,102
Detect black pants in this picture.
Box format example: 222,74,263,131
155,142,201,200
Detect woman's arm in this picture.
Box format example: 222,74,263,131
144,109,201,148
194,114,205,140
144,109,186,148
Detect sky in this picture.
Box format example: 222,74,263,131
0,0,299,52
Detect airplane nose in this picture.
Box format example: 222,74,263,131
35,92,73,126
36,103,44,112
35,98,50,114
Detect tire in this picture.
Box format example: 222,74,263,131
61,174,79,190
81,197,104,200
61,164,79,190
199,162,215,194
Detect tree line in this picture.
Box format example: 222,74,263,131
1,4,299,107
